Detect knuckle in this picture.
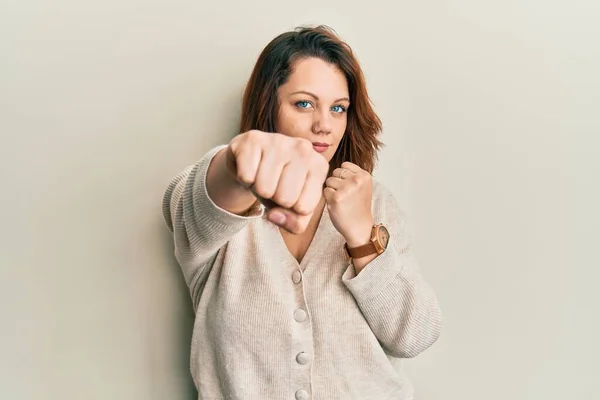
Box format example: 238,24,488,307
246,130,263,144
295,139,313,154
273,193,296,208
294,203,311,216
253,184,275,199
236,172,253,186
229,137,240,151
312,156,329,174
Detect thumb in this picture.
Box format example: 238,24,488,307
323,187,336,204
266,207,312,234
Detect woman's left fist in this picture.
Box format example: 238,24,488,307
324,162,375,247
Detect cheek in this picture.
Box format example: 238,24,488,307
276,107,312,137
333,118,347,142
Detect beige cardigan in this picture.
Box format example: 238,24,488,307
162,145,442,400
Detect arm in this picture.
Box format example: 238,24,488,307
162,145,263,308
341,185,442,358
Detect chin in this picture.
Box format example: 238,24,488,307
319,151,333,162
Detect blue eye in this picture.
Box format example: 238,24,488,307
295,101,312,109
331,105,347,113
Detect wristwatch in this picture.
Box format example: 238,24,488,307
344,224,390,259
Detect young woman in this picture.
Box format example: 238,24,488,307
162,25,442,400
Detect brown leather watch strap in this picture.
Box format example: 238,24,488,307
344,242,377,259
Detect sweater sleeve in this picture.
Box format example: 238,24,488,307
341,183,442,358
162,145,264,308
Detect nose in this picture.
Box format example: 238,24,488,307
312,108,332,135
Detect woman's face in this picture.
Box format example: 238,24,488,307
275,57,350,162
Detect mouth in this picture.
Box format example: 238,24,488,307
312,142,330,153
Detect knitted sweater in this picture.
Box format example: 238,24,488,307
162,145,442,400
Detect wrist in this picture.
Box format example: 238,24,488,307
344,219,374,248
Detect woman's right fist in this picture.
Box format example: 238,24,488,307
225,130,329,233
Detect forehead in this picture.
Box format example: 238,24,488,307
282,57,349,98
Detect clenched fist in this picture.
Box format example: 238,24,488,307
225,130,330,234
324,162,375,247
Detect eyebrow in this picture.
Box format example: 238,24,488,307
290,90,350,103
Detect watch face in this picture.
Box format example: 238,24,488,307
378,225,390,249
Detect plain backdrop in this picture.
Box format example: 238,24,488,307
1,1,598,399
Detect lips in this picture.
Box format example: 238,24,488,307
312,142,330,153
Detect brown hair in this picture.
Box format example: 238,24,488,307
239,25,383,173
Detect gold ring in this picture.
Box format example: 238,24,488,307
339,169,348,179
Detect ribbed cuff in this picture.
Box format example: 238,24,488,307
341,248,403,304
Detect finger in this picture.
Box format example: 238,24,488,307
231,144,263,188
325,176,345,190
266,207,312,234
224,146,238,177
340,161,363,174
294,166,327,215
253,149,285,200
272,161,307,210
332,167,355,180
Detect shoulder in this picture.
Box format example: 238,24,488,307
371,178,406,218
371,178,392,201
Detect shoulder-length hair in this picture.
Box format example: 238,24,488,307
238,25,383,174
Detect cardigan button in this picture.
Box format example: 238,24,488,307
296,352,310,365
292,270,302,284
293,309,307,322
295,389,309,400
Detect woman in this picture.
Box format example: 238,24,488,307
162,25,442,400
